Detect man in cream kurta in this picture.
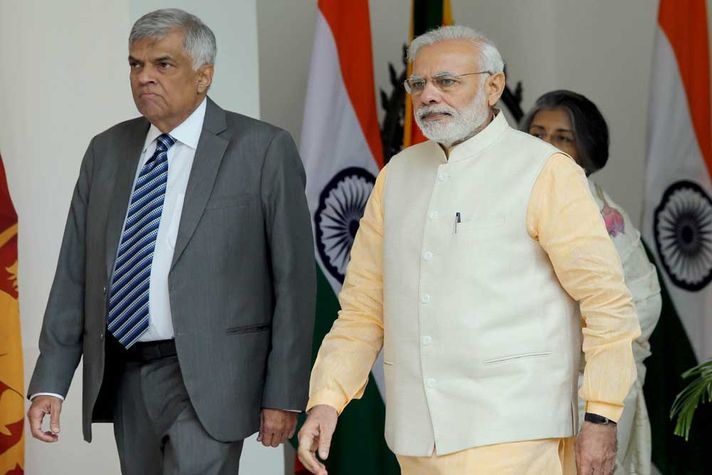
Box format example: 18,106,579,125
298,26,640,475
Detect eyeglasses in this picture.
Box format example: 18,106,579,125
403,71,491,94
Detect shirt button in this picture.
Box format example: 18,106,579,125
421,294,431,304
429,211,439,220
422,335,432,345
423,251,433,261
426,378,436,388
103,286,107,295
99,331,105,340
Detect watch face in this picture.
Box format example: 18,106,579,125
584,413,615,425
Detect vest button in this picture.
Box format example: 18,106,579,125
426,378,436,388
422,335,432,345
438,172,448,181
421,294,431,304
429,211,439,220
423,251,433,261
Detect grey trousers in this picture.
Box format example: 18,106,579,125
112,356,244,475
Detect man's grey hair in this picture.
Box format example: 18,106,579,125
408,25,504,74
130,8,217,69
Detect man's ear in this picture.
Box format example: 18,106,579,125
197,64,214,94
486,72,506,106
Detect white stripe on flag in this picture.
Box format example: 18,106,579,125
643,27,712,360
300,11,380,296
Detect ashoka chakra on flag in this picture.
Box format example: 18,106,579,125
315,166,375,283
653,179,712,291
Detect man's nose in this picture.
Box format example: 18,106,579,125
418,80,442,104
136,66,156,84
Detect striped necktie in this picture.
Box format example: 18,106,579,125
107,133,176,348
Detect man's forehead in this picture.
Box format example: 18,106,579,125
412,40,479,73
129,29,186,54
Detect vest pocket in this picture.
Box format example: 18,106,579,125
454,213,506,240
482,351,551,365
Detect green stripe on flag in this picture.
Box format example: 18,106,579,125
293,267,400,474
310,266,341,362
412,0,444,36
642,243,712,474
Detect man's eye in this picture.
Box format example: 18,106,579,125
158,62,171,69
435,77,457,88
410,80,426,90
530,131,544,139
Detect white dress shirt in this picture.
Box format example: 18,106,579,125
132,98,206,342
32,99,206,400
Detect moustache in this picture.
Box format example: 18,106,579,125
416,106,457,120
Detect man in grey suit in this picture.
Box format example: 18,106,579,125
27,8,315,474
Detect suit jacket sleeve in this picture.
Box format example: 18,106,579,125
259,129,316,411
27,138,96,398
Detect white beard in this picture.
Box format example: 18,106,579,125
414,87,490,147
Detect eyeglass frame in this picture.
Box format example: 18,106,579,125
403,71,492,95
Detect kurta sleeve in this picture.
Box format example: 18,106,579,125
307,166,388,414
526,153,641,421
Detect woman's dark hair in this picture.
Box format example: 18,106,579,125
520,90,609,175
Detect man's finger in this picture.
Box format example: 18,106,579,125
260,430,272,447
298,426,325,474
271,431,283,447
28,405,50,441
298,444,327,475
317,424,333,460
49,400,61,434
28,398,60,442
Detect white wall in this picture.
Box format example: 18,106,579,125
0,0,279,473
3,0,711,473
259,0,712,229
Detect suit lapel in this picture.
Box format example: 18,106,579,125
170,98,229,270
105,119,150,280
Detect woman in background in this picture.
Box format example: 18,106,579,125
522,90,662,475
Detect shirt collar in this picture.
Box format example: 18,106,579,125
446,109,510,163
142,98,207,153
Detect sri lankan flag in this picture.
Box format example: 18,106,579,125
403,0,453,148
0,154,23,474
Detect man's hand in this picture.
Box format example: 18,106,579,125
257,408,297,447
27,395,63,442
297,405,338,475
576,421,617,475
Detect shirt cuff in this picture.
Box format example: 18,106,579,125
30,392,65,401
307,390,350,415
584,401,624,422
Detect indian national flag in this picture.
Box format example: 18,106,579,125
641,0,712,472
0,154,23,475
298,0,399,473
403,0,453,148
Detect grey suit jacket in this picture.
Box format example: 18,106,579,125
28,98,316,442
